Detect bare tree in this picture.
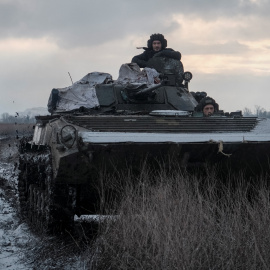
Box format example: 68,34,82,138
243,107,253,116
255,105,267,117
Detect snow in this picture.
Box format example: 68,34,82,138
0,138,87,269
0,161,30,270
0,137,33,269
0,199,28,270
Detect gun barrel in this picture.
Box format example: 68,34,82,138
134,83,162,96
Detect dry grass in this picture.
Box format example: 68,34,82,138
86,167,270,270
0,123,34,137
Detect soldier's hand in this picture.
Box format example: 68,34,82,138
154,77,161,84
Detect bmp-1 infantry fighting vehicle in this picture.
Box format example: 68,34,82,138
18,57,270,232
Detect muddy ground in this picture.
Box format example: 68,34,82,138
0,137,90,269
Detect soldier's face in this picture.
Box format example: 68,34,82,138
203,105,214,116
152,40,162,51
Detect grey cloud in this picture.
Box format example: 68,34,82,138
182,41,249,55
1,0,270,49
0,0,174,46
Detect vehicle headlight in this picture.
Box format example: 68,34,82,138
183,71,193,82
60,125,77,148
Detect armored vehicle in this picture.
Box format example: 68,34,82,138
18,57,270,232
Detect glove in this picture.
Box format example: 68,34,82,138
161,50,181,60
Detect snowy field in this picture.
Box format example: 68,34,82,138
0,163,30,270
0,137,87,269
0,137,32,269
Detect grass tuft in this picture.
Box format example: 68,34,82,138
86,167,270,270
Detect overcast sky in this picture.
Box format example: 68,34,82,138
1,0,270,115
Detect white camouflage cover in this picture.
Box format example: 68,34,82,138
116,63,159,85
48,63,159,112
51,72,112,112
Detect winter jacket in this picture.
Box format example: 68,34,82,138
131,48,181,68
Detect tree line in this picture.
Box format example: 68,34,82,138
0,112,36,123
243,106,270,118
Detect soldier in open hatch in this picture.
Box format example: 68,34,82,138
131,33,181,68
195,96,219,117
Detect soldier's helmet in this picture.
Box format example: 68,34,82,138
147,33,167,49
195,96,219,112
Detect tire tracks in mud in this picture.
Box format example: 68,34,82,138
0,159,31,270
0,137,92,269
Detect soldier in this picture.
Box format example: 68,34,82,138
195,96,219,117
131,33,181,68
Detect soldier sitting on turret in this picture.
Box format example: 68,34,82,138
131,33,181,68
195,96,219,117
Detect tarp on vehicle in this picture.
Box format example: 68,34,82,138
47,72,112,113
47,63,159,113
